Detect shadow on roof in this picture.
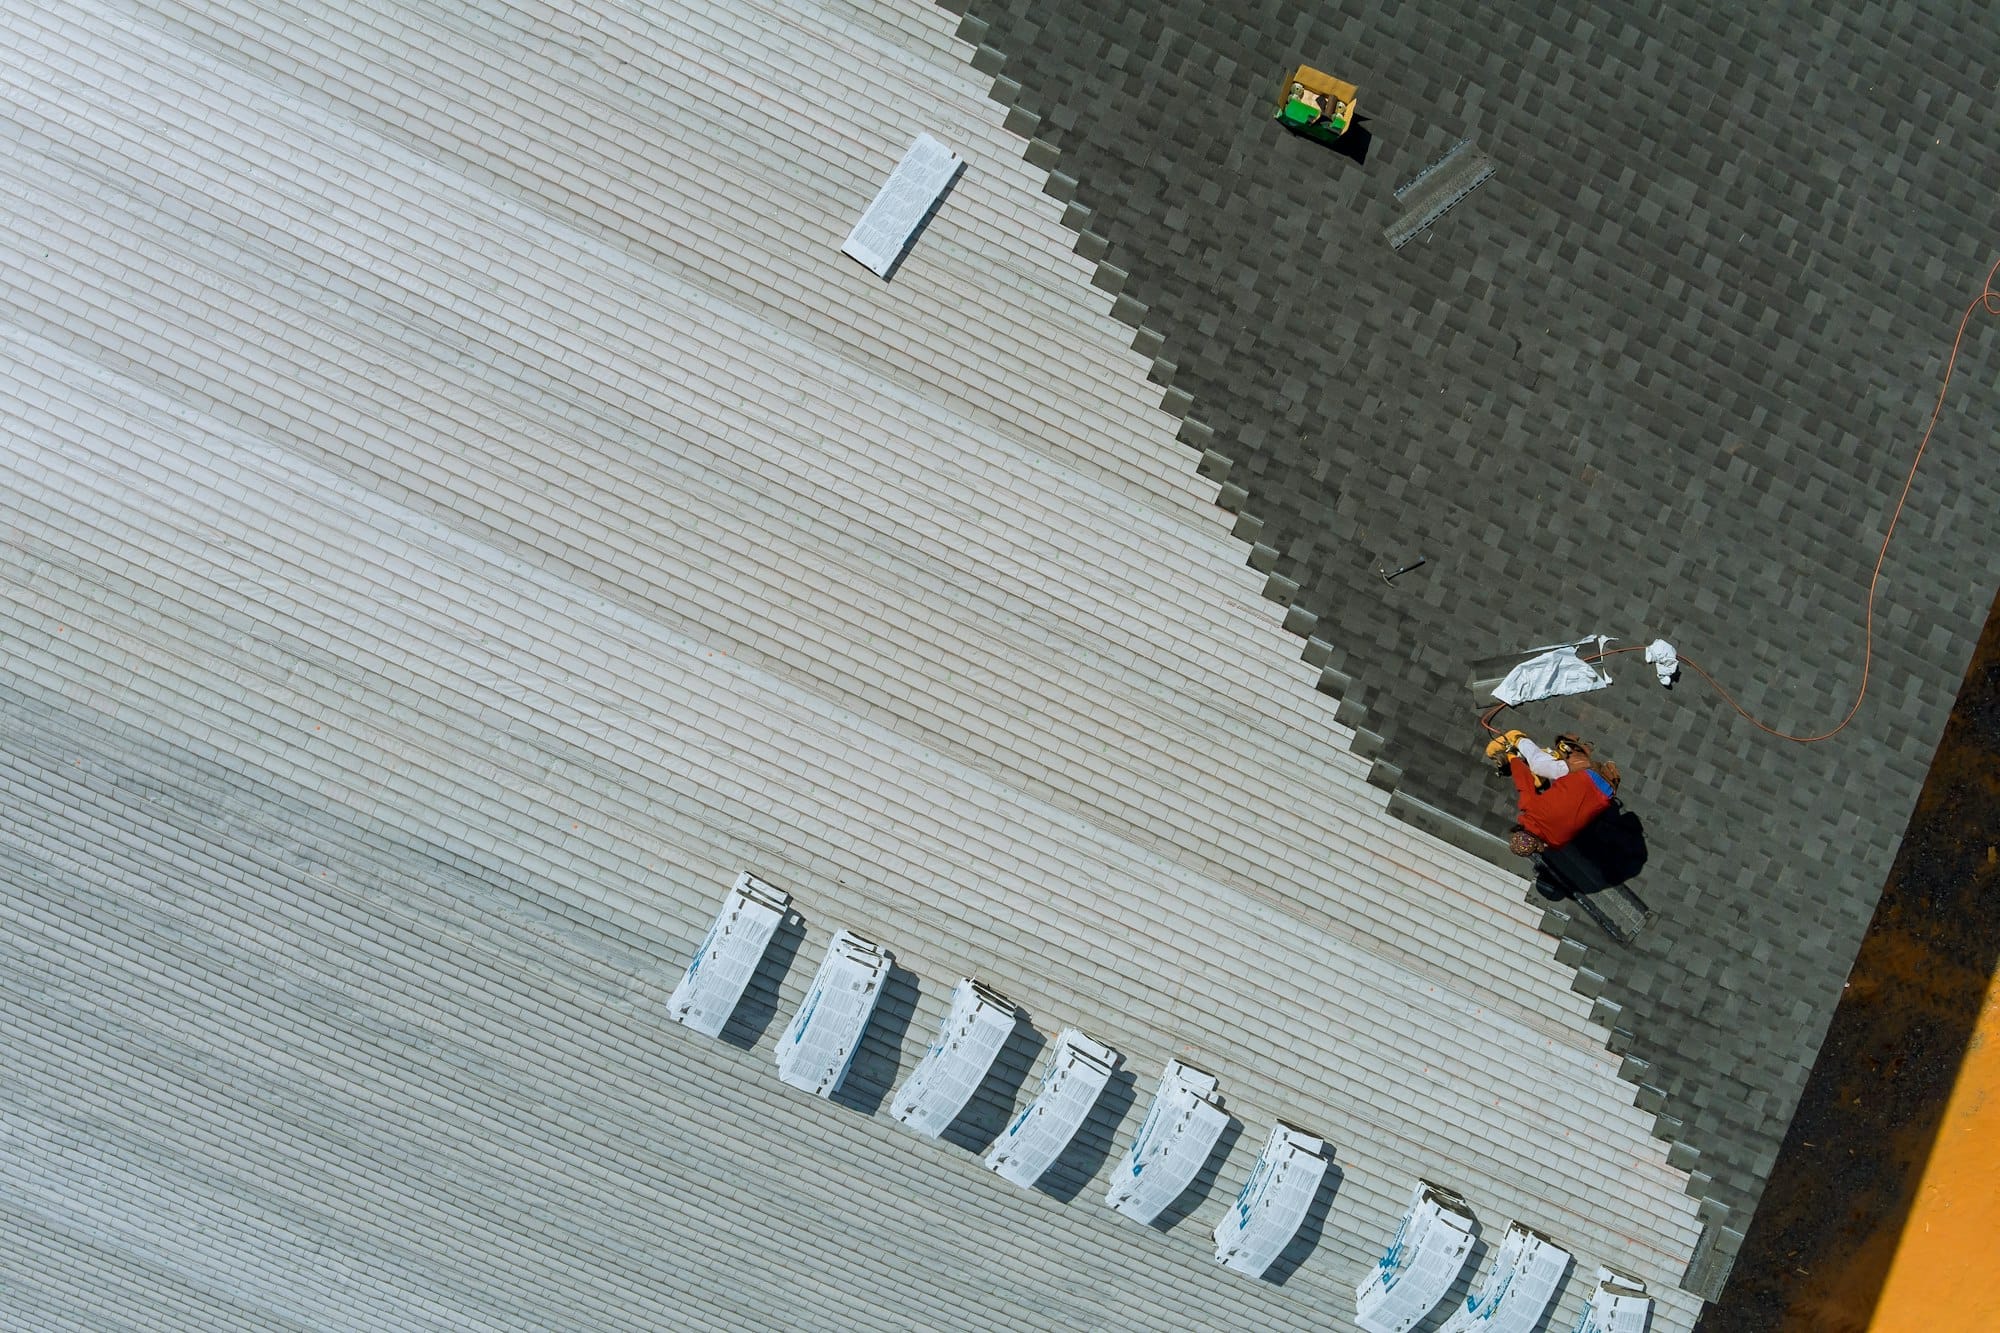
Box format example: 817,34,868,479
939,1023,1049,1157
1034,1068,1137,1204
720,912,809,1051
1147,1114,1246,1236
829,964,922,1117
1260,1160,1344,1287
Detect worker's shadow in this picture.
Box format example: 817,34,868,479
1568,806,1650,890
1532,807,1655,944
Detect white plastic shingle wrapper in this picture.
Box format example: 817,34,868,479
984,1028,1119,1187
1105,1059,1230,1224
889,978,1017,1137
774,929,893,1097
840,133,963,278
1573,1270,1653,1333
1355,1181,1480,1333
666,872,791,1038
1210,1122,1329,1277
1437,1223,1571,1333
1491,638,1613,705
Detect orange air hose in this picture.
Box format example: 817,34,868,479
1479,254,2000,744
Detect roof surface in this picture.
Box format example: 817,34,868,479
0,1,1709,1330
944,0,2000,1287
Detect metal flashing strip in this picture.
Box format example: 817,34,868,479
1384,138,1495,250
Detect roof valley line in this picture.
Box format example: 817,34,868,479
669,872,1654,1330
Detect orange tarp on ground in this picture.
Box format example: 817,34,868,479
1869,968,2000,1329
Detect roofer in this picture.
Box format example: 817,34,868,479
1483,730,1621,855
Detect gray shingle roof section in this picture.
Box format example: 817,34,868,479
943,0,2000,1279
0,2,1703,1329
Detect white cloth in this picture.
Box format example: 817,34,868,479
1644,638,1680,686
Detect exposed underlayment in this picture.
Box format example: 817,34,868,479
940,0,2000,1297
0,2,1705,1330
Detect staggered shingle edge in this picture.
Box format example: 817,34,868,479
930,0,1734,1299
666,870,1654,1319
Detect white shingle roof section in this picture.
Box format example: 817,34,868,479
841,132,963,278
1105,1059,1231,1225
0,0,1706,1328
985,1028,1120,1187
775,930,892,1097
668,872,791,1038
891,978,1018,1137
1357,1182,1482,1333
1211,1122,1331,1278
1438,1223,1573,1333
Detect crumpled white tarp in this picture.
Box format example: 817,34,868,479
1644,638,1681,686
1491,640,1613,706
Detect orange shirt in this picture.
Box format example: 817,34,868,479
1511,762,1615,848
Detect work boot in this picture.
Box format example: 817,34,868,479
1483,729,1526,775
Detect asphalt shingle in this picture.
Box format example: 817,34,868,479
0,1,1761,1328
944,0,2000,1298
